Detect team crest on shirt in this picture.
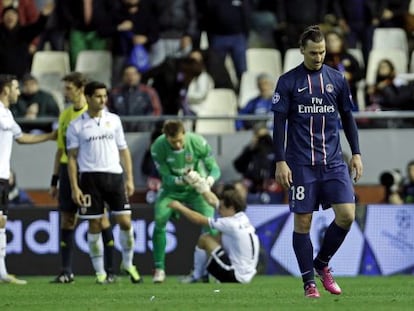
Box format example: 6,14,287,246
272,92,280,104
185,153,193,163
105,121,111,128
325,84,334,93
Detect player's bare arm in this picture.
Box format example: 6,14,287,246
168,201,209,226
350,154,363,183
119,148,135,197
67,148,84,206
275,161,293,189
15,131,56,144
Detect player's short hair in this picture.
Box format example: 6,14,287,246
62,72,88,88
84,81,107,97
299,25,325,48
221,189,246,212
0,74,16,93
163,120,185,137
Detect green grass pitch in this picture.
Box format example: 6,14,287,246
0,275,412,311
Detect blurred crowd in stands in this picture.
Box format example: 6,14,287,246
2,0,414,133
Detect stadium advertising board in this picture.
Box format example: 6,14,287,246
5,205,414,276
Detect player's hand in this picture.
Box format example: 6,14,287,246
125,180,135,197
206,176,215,187
71,187,84,206
49,186,58,200
350,154,363,183
275,161,292,189
193,178,210,194
183,170,202,185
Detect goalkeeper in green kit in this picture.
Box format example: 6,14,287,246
150,120,221,283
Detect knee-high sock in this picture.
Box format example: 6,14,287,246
0,228,8,277
192,246,208,279
60,229,74,274
119,227,134,269
293,232,314,284
152,224,166,269
87,232,105,275
101,227,114,273
314,221,349,270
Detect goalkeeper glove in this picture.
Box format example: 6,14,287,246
183,170,202,185
193,178,210,194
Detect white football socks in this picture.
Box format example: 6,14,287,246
192,246,208,279
87,232,105,275
0,228,8,277
119,227,134,269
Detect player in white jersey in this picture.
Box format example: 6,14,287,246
0,74,55,284
66,81,142,284
168,187,259,283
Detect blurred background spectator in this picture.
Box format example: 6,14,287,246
381,160,414,204
378,0,410,28
59,0,115,69
276,0,328,56
236,73,274,131
233,125,284,204
180,49,214,116
108,64,162,132
324,29,363,109
0,3,52,79
12,73,60,118
99,0,158,87
332,0,381,65
249,0,278,48
203,0,251,88
149,0,197,67
366,59,414,111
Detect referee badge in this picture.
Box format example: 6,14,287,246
80,206,87,215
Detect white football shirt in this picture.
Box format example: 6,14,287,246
66,110,128,173
208,212,260,283
0,102,22,179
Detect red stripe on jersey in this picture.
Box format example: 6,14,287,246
321,116,327,165
310,116,315,166
319,73,324,94
307,74,312,94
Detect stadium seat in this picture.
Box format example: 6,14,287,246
372,28,408,57
31,51,71,76
195,88,238,134
408,51,414,73
283,48,302,73
75,50,112,87
365,49,408,85
238,71,277,108
348,48,365,69
31,51,70,91
246,48,282,77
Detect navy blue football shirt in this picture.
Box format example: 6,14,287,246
272,63,355,166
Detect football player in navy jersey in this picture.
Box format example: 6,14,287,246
272,25,363,298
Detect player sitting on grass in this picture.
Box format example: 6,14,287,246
168,186,259,284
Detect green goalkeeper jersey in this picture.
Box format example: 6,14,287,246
150,132,221,192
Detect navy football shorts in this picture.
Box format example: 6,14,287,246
288,162,355,213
